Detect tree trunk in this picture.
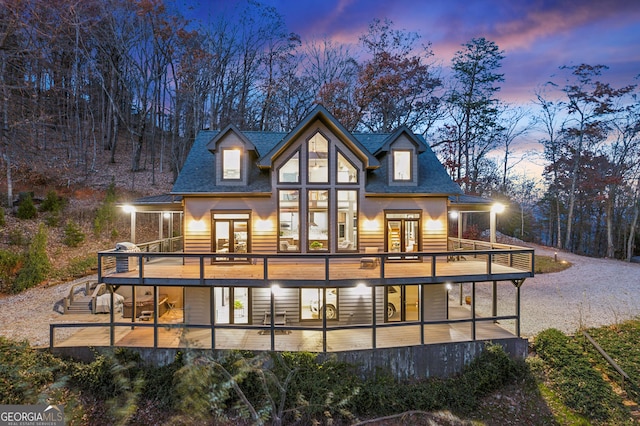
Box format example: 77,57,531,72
627,190,639,261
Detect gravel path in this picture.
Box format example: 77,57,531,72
1,245,639,347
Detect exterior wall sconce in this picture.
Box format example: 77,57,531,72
362,219,378,231
255,219,273,232
188,219,206,232
449,210,458,219
426,219,443,231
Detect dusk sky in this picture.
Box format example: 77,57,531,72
179,0,640,178
184,0,640,104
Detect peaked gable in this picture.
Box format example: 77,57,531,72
257,104,379,169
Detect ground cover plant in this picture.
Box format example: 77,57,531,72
581,319,640,407
533,328,633,424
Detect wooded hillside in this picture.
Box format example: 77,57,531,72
1,0,639,259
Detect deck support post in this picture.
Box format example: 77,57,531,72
492,280,497,319
371,285,376,349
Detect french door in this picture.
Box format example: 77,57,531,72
386,212,419,260
212,212,249,262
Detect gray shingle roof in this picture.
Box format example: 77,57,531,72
172,113,462,196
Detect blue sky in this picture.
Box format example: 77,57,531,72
181,0,640,103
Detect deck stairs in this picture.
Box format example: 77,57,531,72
63,279,101,314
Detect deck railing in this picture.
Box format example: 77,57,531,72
97,241,534,287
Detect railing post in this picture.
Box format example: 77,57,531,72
270,286,276,351
322,286,327,353
471,282,476,341
371,285,376,350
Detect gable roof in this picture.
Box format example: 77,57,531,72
257,104,379,169
172,106,463,196
206,123,257,153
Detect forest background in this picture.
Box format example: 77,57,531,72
1,0,640,261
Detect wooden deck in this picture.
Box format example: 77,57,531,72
53,306,518,351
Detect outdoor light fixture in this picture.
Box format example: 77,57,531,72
255,219,273,231
271,284,282,296
362,219,378,231
491,203,505,214
355,283,368,295
187,219,206,232
445,283,452,291
122,204,135,214
449,211,458,219
426,219,443,231
163,212,171,219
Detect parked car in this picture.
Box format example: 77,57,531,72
310,286,401,319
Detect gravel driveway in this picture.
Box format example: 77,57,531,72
1,244,639,347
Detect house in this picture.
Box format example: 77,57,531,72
52,105,534,379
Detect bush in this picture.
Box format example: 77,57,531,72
63,220,85,247
39,190,66,214
16,193,37,219
0,207,5,226
7,229,27,246
0,337,67,404
93,183,117,236
14,224,50,292
0,250,23,293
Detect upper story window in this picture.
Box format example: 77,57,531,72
278,151,299,183
337,152,358,183
222,149,242,180
308,132,329,183
393,150,412,181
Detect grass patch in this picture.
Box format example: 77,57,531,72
535,254,572,274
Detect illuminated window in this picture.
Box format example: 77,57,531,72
222,149,241,180
278,151,299,183
308,133,328,183
278,190,299,252
308,190,328,250
337,190,357,250
337,152,358,183
393,150,411,181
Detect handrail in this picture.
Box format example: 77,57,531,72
583,330,630,385
98,245,535,287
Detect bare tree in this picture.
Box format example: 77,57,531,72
557,64,634,251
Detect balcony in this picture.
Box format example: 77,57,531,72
50,238,533,355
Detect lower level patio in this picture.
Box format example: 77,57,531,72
51,302,519,352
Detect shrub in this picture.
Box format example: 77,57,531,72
0,250,23,293
0,337,67,404
14,224,50,292
63,220,85,247
0,207,5,226
16,193,37,219
39,190,66,213
93,183,117,236
7,229,27,246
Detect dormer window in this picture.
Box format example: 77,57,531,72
222,149,242,180
393,150,412,181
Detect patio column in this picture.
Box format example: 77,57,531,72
490,203,505,243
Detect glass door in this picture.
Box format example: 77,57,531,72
214,287,249,324
386,285,419,322
386,213,420,260
213,212,250,262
